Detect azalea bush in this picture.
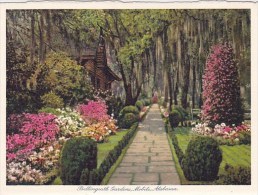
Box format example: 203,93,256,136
80,119,118,142
55,107,86,137
77,100,110,124
7,113,59,161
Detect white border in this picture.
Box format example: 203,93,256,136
0,2,257,195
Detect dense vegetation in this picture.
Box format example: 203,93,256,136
7,9,250,114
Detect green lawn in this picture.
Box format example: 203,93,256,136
97,129,129,167
171,126,251,184
52,129,129,185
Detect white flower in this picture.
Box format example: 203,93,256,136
221,123,226,127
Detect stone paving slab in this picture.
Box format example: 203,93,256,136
108,104,180,185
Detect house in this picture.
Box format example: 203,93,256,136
79,29,121,90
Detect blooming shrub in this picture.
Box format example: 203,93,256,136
80,119,118,142
77,101,110,124
7,113,59,161
7,161,44,184
202,43,244,126
55,108,86,137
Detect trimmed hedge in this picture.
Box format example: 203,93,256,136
119,113,138,129
60,137,97,185
181,136,222,181
79,123,139,185
166,121,184,164
135,100,144,111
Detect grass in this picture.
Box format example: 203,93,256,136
51,129,129,185
97,130,129,167
169,126,251,184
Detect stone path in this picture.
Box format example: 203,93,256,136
108,104,180,185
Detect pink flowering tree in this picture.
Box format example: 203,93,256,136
201,43,244,126
77,100,110,124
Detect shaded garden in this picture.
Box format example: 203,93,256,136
6,9,251,185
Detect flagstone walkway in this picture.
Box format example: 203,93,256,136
108,104,180,185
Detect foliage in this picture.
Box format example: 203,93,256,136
135,100,144,111
173,106,188,123
182,136,222,181
60,137,97,185
119,106,139,117
77,100,110,124
169,110,181,128
119,113,138,129
38,107,62,116
40,92,64,108
238,131,251,145
218,164,251,185
6,113,59,161
41,52,90,105
201,43,244,126
6,41,38,114
143,99,151,106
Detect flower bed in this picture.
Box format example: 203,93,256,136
192,122,251,145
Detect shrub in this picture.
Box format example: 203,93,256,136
239,131,251,145
169,110,181,128
120,113,138,129
77,100,109,124
219,164,251,185
135,100,144,111
60,137,97,185
174,106,188,123
40,92,64,108
182,136,222,181
6,113,59,161
201,43,244,126
144,99,151,106
119,106,139,117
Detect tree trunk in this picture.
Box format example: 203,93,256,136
45,10,52,49
39,11,46,64
181,55,190,109
30,11,35,65
192,62,196,108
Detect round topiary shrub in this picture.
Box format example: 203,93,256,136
60,137,97,185
119,106,139,117
120,113,138,129
169,110,181,128
182,136,222,181
135,100,144,111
